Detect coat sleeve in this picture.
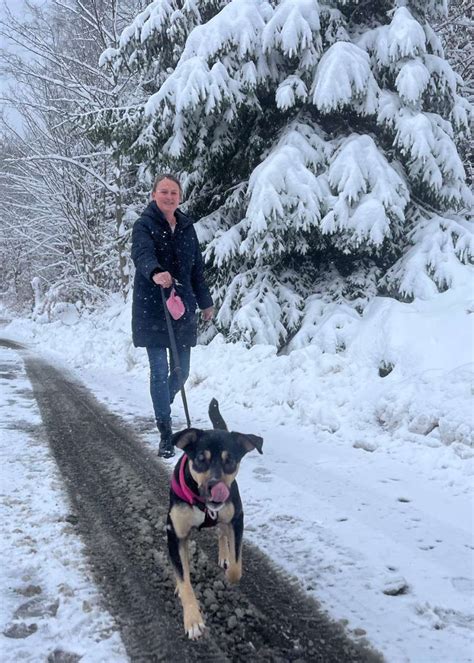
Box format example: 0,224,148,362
191,228,214,310
131,219,163,282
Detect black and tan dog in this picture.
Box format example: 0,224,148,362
167,398,263,639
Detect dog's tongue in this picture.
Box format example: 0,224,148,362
210,482,229,503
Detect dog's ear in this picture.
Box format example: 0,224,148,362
232,432,264,455
171,428,202,454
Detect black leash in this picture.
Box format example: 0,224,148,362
160,287,192,429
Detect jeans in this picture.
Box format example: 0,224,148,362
146,346,191,423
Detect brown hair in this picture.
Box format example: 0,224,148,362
152,173,182,194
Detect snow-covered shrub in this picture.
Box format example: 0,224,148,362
375,366,474,451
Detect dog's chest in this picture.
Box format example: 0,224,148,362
190,501,234,530
191,506,206,529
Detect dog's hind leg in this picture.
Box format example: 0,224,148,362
167,509,205,639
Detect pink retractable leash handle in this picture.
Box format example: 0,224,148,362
160,286,192,429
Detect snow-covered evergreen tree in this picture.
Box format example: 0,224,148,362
436,0,473,183
103,0,473,348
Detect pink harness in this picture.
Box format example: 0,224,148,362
171,455,205,505
170,455,218,528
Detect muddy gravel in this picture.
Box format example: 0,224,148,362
2,339,384,663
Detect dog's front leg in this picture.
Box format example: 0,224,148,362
167,510,205,639
224,511,243,584
176,538,206,639
218,524,230,570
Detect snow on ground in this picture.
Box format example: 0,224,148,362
1,275,473,662
0,346,128,662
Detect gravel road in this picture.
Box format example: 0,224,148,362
2,339,383,663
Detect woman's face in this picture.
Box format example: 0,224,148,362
152,178,181,216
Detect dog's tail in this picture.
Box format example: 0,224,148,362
209,398,228,431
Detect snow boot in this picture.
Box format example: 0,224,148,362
156,419,175,458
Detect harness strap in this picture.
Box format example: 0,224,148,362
171,455,204,506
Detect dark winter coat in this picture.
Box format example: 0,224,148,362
131,202,213,348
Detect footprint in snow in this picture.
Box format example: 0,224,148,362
451,577,474,594
3,622,38,639
415,603,474,631
273,513,302,524
134,416,156,433
47,649,82,662
253,466,273,482
434,607,474,630
13,597,59,619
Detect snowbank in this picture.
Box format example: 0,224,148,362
4,280,473,493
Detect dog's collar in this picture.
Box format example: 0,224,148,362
171,454,205,506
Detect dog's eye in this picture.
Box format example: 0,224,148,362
194,452,209,470
223,455,236,472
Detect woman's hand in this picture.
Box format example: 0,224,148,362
201,306,214,322
152,271,173,288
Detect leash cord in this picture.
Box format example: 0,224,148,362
160,287,192,429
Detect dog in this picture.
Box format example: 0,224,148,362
167,398,263,639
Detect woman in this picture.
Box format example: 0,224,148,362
131,174,214,458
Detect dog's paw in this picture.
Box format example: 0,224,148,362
184,607,206,640
218,556,229,570
225,564,242,584
185,617,206,640
187,621,206,640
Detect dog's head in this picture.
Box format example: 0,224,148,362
171,400,263,509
